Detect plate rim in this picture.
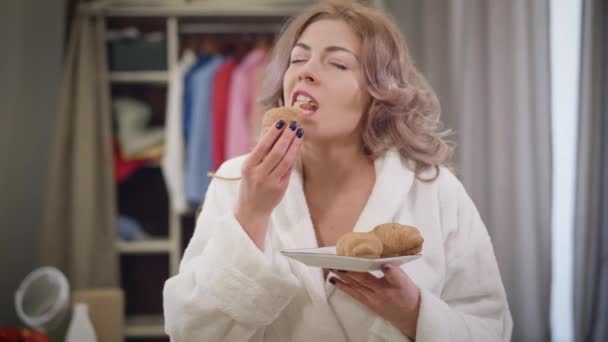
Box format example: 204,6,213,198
280,248,422,262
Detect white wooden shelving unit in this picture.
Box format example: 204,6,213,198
83,0,308,339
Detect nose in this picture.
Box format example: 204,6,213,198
297,62,319,85
298,71,317,84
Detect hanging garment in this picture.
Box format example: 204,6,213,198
248,54,270,147
183,54,211,146
211,57,237,171
162,50,196,214
186,56,225,206
225,48,268,159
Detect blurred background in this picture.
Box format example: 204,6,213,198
0,0,605,341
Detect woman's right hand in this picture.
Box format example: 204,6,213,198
234,120,304,250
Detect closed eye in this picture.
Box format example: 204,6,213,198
331,63,347,70
290,59,307,64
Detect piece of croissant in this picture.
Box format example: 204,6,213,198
372,223,423,257
207,105,304,181
260,105,303,133
336,232,384,259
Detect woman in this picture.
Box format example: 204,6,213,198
163,1,512,341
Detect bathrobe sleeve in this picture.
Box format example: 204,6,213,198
163,161,300,341
415,171,513,342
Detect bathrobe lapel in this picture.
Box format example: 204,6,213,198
352,149,417,234
269,160,343,339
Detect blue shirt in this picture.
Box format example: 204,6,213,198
183,54,210,145
186,56,225,205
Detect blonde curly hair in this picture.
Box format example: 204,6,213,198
259,0,454,181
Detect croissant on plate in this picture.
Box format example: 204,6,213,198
372,223,424,257
336,223,423,258
336,232,383,259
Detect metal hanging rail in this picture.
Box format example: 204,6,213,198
179,22,283,34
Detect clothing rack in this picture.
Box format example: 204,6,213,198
80,0,305,18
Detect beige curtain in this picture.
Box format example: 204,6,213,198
384,1,552,341
41,11,118,289
574,0,608,340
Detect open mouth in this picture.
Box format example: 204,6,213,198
291,91,319,116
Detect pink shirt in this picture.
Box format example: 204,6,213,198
225,48,268,159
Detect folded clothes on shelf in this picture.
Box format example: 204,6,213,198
122,142,164,161
113,140,156,183
113,97,165,157
117,215,149,241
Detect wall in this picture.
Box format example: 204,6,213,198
0,0,65,326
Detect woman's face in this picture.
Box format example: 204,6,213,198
283,19,370,142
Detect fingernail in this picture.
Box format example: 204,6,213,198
329,278,336,285
276,120,285,129
382,266,390,272
289,121,298,131
296,127,304,138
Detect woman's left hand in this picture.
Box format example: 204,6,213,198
329,263,420,339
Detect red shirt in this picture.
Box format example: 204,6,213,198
211,57,237,170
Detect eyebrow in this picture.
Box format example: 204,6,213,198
293,43,360,63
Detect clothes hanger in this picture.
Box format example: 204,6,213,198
258,33,276,52
198,37,220,56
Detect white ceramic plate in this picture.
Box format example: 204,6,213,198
280,246,422,272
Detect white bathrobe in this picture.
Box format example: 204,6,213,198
163,149,513,341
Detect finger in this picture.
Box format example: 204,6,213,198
380,263,409,287
280,165,294,182
269,127,304,178
257,121,298,176
335,270,386,293
242,120,286,170
330,277,373,306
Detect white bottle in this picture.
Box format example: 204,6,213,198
65,303,97,342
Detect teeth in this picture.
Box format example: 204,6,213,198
296,94,312,102
293,93,318,115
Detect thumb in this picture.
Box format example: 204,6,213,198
381,263,409,286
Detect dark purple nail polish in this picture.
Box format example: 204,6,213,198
296,127,304,138
289,121,298,131
329,278,336,285
276,120,285,129
337,270,347,273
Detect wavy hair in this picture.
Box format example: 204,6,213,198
259,0,454,181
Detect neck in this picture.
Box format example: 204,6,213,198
300,139,374,189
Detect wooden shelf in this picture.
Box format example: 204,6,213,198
124,314,166,338
82,1,305,17
110,71,168,84
117,238,173,254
